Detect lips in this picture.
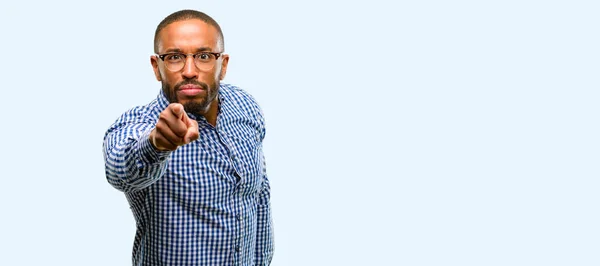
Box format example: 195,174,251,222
178,84,205,97
180,84,203,90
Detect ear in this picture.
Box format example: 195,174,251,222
150,55,162,81
218,54,230,81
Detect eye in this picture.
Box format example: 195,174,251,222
165,54,184,61
196,53,213,62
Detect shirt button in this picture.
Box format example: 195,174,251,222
237,214,243,221
235,245,241,252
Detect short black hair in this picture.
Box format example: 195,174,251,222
154,9,224,53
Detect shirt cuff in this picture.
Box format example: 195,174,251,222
135,129,172,165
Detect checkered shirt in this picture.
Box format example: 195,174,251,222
103,84,274,266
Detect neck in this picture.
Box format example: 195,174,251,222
203,96,219,126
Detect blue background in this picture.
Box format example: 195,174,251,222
0,0,598,265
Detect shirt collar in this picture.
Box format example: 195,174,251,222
156,90,169,111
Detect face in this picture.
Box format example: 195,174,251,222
151,19,229,116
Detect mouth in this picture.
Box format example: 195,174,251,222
177,84,205,97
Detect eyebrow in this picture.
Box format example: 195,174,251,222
163,47,214,53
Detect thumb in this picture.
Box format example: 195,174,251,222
184,119,199,143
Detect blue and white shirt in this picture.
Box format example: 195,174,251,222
103,84,274,266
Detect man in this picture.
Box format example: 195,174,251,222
103,10,274,266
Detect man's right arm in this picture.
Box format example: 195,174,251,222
103,113,171,193
103,103,198,193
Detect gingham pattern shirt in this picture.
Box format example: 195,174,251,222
103,84,274,266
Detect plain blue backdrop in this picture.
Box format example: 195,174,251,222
0,0,598,265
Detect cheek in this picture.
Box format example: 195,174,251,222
197,71,219,85
215,65,225,80
162,73,180,87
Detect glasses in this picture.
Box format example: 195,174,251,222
156,52,222,72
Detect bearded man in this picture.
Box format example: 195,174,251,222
103,9,274,266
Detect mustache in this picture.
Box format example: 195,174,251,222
174,80,208,91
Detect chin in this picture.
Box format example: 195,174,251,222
182,99,209,116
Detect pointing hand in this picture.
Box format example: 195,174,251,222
149,103,199,151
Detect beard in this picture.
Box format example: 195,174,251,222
162,79,219,117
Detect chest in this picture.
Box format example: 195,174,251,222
157,117,264,203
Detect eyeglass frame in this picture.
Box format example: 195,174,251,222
155,52,223,72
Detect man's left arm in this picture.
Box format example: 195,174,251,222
254,98,274,265
255,151,274,266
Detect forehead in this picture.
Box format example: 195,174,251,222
157,19,221,52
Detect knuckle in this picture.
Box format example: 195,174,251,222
155,123,166,133
177,126,188,135
167,133,182,145
160,137,176,150
159,112,169,121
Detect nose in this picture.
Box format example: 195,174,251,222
181,55,198,79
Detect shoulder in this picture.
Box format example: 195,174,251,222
118,99,162,124
106,94,164,134
221,84,261,108
220,83,267,140
220,83,264,120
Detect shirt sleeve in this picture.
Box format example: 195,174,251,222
103,113,172,193
254,105,274,264
254,151,274,266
